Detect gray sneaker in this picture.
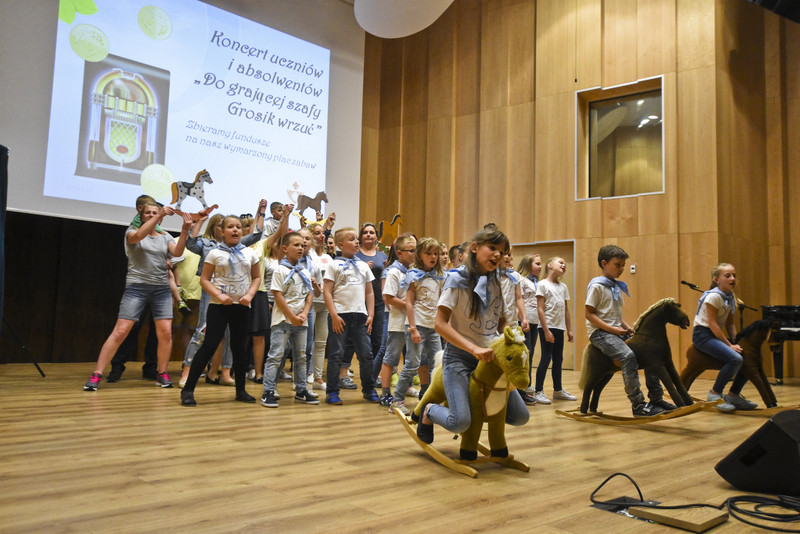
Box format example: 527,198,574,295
707,390,736,412
724,393,757,411
155,372,174,388
340,376,358,389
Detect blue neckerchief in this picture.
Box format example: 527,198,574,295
336,256,360,271
696,287,735,317
297,255,309,268
280,258,313,291
527,275,538,290
218,242,246,274
382,260,408,279
501,268,521,285
443,265,490,310
401,267,445,289
588,276,630,302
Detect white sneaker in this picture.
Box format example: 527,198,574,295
406,387,419,398
525,386,536,395
707,390,735,412
391,400,411,416
533,391,551,404
274,391,281,400
553,389,577,401
313,379,327,391
307,374,314,384
246,369,256,380
307,389,319,398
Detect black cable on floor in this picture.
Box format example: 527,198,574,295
590,472,800,532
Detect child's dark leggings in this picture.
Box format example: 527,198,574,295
536,327,564,392
184,304,251,393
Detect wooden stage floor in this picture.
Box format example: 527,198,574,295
0,363,798,533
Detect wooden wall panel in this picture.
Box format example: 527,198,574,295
359,126,379,222
401,32,429,126
428,5,456,120
507,0,536,106
601,196,638,238
453,113,481,242
602,0,639,86
534,92,573,242
378,40,403,129
637,0,676,79
425,117,455,242
480,0,511,110
454,0,482,116
478,106,509,228
361,34,382,130
506,101,535,243
399,122,428,235
376,127,401,224
535,0,575,98
676,65,717,234
676,0,715,71
576,0,602,90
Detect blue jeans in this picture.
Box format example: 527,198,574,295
381,330,406,368
372,310,390,381
590,329,644,405
693,326,746,394
264,321,308,392
326,312,374,394
536,328,564,392
524,326,538,386
395,326,440,402
427,345,529,434
118,284,172,320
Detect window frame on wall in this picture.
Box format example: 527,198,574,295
575,76,665,201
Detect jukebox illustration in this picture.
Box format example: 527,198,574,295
76,55,169,184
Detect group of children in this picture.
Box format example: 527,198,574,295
85,196,758,428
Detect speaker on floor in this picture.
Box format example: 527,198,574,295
715,409,800,495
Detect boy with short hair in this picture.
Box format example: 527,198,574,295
260,232,318,407
585,245,671,417
323,227,378,405
263,201,284,236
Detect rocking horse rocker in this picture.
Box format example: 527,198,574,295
394,326,531,478
557,298,719,426
680,319,799,416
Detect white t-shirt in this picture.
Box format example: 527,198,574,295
693,291,733,329
500,271,521,323
407,275,444,330
324,258,375,315
308,249,332,304
519,277,539,325
382,268,408,332
437,278,503,349
585,282,624,337
536,278,570,331
270,263,312,326
204,247,260,305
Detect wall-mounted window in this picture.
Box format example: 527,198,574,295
576,77,664,200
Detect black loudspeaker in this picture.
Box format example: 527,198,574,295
747,0,800,24
715,410,800,495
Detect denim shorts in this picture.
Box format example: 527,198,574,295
118,284,173,321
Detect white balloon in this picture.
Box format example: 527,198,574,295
354,0,455,39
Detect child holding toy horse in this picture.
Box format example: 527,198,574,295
692,263,757,412
415,225,529,444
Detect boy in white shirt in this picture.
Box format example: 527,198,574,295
323,227,378,405
260,232,318,407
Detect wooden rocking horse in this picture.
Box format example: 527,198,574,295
558,298,718,425
296,191,328,216
680,319,781,411
170,169,214,211
395,326,531,478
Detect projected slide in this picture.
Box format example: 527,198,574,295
44,0,330,218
